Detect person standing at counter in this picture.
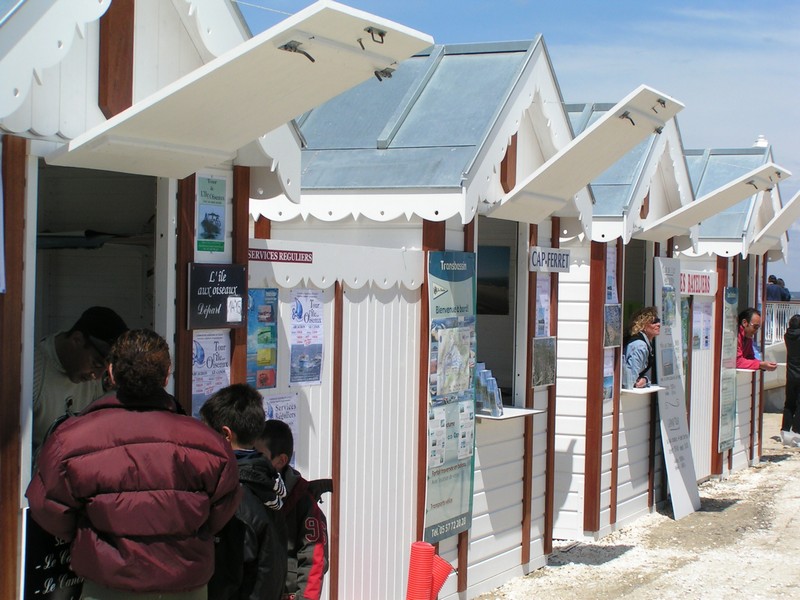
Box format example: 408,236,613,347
27,329,241,599
623,307,661,389
736,308,777,371
32,306,128,457
782,314,800,446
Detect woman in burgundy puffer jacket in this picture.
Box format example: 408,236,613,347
27,329,242,599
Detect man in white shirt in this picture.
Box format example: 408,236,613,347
32,306,128,456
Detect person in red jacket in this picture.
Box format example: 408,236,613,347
256,420,330,600
736,308,777,371
27,329,241,599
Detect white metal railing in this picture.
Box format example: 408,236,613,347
763,301,800,345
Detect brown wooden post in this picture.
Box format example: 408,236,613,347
455,217,475,591
254,216,271,240
521,223,537,564
98,0,134,119
609,238,623,525
500,134,517,193
329,281,344,600
230,167,250,384
584,241,606,532
758,255,768,458
0,134,27,600
174,175,195,413
543,218,560,554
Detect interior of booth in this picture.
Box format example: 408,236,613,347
35,162,156,339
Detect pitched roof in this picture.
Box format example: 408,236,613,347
299,41,536,190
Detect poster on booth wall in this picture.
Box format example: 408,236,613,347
536,276,551,337
606,245,618,304
719,287,739,452
289,289,324,386
196,175,227,253
603,349,615,400
654,258,700,519
247,288,279,389
260,392,299,468
191,329,231,417
531,336,556,387
424,251,477,544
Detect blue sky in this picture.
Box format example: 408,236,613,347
237,0,800,290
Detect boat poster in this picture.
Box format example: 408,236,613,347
196,175,226,253
289,289,323,386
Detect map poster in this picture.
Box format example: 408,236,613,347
247,288,279,389
289,289,323,386
719,287,739,452
655,258,700,519
424,251,477,544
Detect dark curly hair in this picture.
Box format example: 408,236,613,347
108,329,171,398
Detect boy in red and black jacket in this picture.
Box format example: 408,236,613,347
256,420,331,600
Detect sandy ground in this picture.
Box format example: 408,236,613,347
475,412,800,599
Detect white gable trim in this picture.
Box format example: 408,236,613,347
0,0,111,119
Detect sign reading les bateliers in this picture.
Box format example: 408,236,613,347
188,263,246,329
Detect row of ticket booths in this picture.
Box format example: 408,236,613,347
2,1,800,599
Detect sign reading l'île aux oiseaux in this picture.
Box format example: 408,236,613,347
188,264,246,329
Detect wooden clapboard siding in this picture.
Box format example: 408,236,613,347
552,242,591,540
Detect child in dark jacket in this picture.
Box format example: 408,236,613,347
256,420,330,600
200,384,287,600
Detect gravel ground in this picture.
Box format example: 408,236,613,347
475,412,800,599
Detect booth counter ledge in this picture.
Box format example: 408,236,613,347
620,385,666,395
476,407,544,421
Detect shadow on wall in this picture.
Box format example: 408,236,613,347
552,438,577,540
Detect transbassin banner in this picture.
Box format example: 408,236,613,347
424,251,477,543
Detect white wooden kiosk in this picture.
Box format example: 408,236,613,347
0,1,432,597
256,32,685,595
673,145,791,478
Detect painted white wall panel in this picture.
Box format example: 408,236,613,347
555,301,590,320
337,284,420,600
556,360,588,378
557,339,589,359
473,461,524,496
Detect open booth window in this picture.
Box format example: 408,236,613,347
476,217,518,400
477,245,510,315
